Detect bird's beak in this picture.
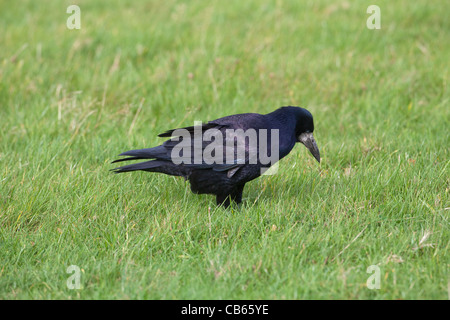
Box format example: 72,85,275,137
298,132,320,163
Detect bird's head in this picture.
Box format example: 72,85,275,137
292,107,320,163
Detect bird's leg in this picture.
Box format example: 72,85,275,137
216,194,231,208
216,185,245,208
230,185,244,205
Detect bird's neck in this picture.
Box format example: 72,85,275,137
266,109,298,158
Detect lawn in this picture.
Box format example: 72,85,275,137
0,0,448,299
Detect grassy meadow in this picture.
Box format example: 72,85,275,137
0,0,448,299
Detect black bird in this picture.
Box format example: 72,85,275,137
112,106,320,208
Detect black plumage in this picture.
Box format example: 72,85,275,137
112,106,320,207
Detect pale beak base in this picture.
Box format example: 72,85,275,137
298,132,320,163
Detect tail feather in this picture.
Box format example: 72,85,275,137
118,146,167,158
111,156,143,164
112,145,188,177
111,160,166,173
112,145,170,165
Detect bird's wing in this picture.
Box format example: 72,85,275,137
157,122,250,177
114,114,271,178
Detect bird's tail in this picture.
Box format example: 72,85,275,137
111,146,166,172
111,159,168,173
112,146,168,162
111,146,188,177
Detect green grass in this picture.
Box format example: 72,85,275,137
0,0,448,299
